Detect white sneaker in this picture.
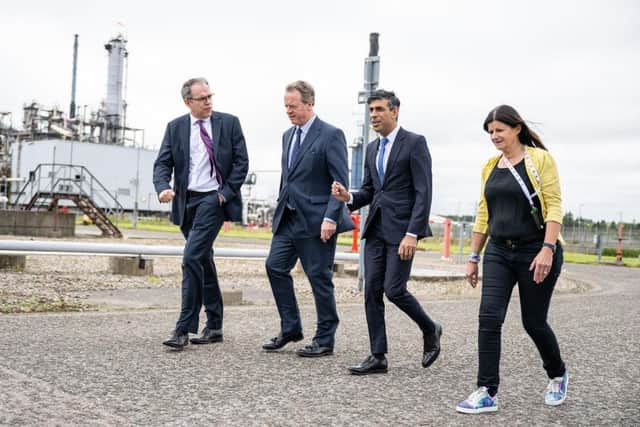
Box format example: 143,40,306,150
456,386,498,414
544,371,568,406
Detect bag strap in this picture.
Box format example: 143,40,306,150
501,150,539,208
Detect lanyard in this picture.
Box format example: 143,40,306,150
501,150,541,208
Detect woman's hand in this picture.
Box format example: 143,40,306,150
465,262,479,288
529,246,554,284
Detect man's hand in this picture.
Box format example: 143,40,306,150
320,220,337,243
158,189,175,203
331,181,350,202
398,235,418,260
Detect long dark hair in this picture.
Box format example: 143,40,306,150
483,105,547,151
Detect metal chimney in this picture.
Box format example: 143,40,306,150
69,34,78,119
104,33,128,143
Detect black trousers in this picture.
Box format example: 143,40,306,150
478,239,566,395
175,191,225,334
265,208,339,348
364,216,436,355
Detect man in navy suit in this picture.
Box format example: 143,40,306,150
263,80,354,357
153,77,249,349
332,89,442,374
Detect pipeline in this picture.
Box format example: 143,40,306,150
0,239,360,262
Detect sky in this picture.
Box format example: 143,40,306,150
1,0,639,222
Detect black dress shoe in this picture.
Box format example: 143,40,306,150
296,341,334,357
190,327,223,344
163,330,189,349
262,331,304,351
422,323,443,367
348,355,388,375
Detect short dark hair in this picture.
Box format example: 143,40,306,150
367,89,400,110
285,80,315,105
483,105,547,151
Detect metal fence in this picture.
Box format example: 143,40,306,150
429,222,640,254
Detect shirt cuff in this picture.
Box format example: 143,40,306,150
405,232,417,238
347,193,354,205
323,217,336,224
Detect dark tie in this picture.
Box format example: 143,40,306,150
377,137,389,183
196,119,222,184
288,127,303,169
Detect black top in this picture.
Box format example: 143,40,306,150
484,160,545,239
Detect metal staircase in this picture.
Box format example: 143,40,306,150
14,164,124,238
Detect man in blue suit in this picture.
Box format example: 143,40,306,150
153,77,249,349
332,89,442,374
263,80,354,357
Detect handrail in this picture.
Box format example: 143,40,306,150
13,163,123,213
0,239,360,262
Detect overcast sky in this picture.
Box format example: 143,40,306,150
2,0,638,222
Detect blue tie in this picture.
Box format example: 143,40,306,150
289,127,303,169
377,137,389,183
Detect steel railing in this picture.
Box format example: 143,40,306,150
0,239,360,262
13,163,123,216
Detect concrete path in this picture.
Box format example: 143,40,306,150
0,263,638,426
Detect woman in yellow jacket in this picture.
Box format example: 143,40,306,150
456,105,568,414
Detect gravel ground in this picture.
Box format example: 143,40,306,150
0,232,588,313
0,263,638,426
1,231,637,425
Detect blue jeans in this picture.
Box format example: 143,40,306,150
477,239,566,395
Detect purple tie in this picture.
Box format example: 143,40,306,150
196,119,222,185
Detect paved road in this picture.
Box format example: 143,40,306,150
0,263,638,426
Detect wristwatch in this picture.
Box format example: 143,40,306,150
542,242,556,253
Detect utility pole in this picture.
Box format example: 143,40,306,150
130,128,143,229
355,33,380,291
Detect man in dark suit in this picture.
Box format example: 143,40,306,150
332,89,442,374
153,77,249,349
263,80,354,357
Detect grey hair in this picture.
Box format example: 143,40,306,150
285,80,315,105
181,78,209,99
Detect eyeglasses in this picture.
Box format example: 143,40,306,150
189,94,213,103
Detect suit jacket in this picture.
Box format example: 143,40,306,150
153,112,249,226
350,127,433,244
271,117,354,238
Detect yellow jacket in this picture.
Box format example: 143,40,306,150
473,145,563,235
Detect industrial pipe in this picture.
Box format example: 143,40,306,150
0,239,360,262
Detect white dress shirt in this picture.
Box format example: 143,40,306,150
376,124,400,175
287,114,317,167
349,124,416,238
188,114,220,192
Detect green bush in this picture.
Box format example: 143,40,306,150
602,248,640,257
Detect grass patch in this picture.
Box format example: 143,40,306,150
83,217,640,267
0,294,91,313
563,252,640,267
